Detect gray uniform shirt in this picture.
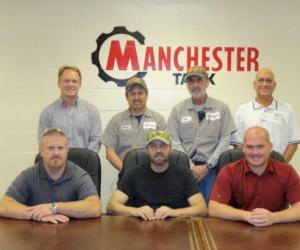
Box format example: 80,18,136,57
103,108,167,159
168,97,236,166
5,160,98,205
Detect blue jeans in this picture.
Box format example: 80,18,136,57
197,169,216,204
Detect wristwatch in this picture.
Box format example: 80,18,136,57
50,202,57,215
205,162,214,170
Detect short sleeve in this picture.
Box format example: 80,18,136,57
5,171,30,204
286,167,300,205
76,171,99,200
209,167,233,204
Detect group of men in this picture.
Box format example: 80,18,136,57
0,65,299,227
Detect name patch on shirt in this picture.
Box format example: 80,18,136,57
271,113,283,120
120,124,132,130
206,112,221,121
181,116,192,123
143,122,157,129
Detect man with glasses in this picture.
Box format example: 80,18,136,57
231,68,300,162
168,66,235,203
38,65,102,153
107,130,207,220
209,126,300,227
0,129,101,224
103,77,167,171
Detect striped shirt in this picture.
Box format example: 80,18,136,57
38,98,102,153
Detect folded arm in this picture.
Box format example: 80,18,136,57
155,193,208,220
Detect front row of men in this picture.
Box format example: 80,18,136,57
0,127,300,227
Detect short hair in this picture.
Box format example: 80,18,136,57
58,65,82,81
41,128,66,139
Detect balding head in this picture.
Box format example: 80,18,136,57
243,126,271,145
243,126,273,173
255,68,275,82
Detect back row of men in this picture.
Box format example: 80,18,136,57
1,127,300,227
38,65,300,203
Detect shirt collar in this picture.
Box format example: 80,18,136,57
252,98,277,110
243,158,274,176
186,97,213,111
59,97,79,108
39,160,73,183
123,107,151,119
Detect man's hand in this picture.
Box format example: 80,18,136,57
40,214,69,224
155,206,177,220
133,205,155,221
192,165,209,181
26,204,53,220
249,208,274,227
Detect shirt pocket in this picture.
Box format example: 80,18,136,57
179,122,197,142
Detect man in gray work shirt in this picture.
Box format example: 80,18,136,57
0,128,101,224
103,77,167,171
168,66,236,203
38,65,102,153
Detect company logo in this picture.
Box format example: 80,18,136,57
92,26,260,86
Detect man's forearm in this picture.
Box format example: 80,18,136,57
56,196,101,218
106,148,123,171
272,202,300,224
0,196,29,220
107,200,136,217
207,135,230,167
283,144,298,163
208,200,250,222
175,203,207,218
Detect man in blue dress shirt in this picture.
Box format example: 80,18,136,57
38,65,102,153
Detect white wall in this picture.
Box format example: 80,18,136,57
1,0,300,210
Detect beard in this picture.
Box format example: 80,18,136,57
149,154,169,166
191,89,206,99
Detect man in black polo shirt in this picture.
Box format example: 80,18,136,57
0,128,101,224
107,130,207,220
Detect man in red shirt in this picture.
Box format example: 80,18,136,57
209,126,300,227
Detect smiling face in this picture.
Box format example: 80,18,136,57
186,75,209,100
58,69,81,99
242,127,272,173
126,85,148,114
253,68,276,99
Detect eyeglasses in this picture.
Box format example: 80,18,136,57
42,128,66,137
198,111,206,122
147,130,170,142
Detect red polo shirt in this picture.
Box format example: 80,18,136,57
210,158,300,211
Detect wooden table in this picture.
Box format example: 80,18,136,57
0,216,299,250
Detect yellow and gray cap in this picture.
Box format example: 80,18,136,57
147,130,170,145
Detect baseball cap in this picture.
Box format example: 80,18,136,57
125,77,148,95
185,66,208,82
147,130,170,145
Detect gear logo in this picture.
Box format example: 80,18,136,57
91,26,147,87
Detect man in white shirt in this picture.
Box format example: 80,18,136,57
231,68,300,162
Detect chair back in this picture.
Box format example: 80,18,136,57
118,148,190,185
216,148,285,174
35,148,101,196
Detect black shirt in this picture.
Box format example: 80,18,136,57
118,163,199,209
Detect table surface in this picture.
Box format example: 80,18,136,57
0,216,299,250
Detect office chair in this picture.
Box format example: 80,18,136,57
216,148,285,175
118,148,190,186
35,148,101,196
